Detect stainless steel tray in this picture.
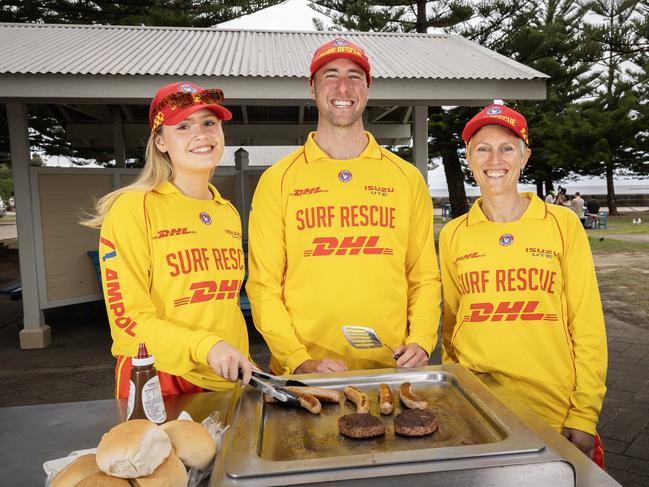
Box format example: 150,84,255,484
223,364,545,479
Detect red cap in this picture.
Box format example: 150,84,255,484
309,38,371,86
462,104,529,145
149,81,232,131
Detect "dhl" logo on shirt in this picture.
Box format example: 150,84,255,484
290,187,328,197
174,279,242,307
153,227,196,239
463,301,558,323
303,235,393,256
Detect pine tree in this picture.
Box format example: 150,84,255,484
491,1,600,197
577,0,646,214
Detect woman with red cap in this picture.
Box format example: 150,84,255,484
439,104,607,468
83,82,253,397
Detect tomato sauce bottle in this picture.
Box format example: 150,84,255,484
127,342,167,424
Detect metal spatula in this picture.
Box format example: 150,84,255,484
342,325,401,360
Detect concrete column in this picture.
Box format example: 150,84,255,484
112,106,126,168
412,105,428,183
6,103,51,349
234,148,250,239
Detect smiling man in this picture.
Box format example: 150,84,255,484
246,38,441,375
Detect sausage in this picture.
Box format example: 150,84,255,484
344,386,371,414
379,383,394,415
399,382,428,410
298,394,322,414
263,392,322,414
285,386,342,403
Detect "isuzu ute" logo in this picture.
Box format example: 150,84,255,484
365,185,394,196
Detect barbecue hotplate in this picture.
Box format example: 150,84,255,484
221,365,546,479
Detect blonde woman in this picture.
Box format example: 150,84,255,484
83,82,253,397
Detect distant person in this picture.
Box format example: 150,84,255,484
586,197,601,228
572,192,585,223
440,104,608,468
8,194,15,212
555,187,570,207
545,190,557,204
82,81,254,397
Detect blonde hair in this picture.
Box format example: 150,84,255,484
81,132,174,228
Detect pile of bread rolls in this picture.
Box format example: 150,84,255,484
52,419,216,487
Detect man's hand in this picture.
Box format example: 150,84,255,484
294,359,347,374
394,343,429,368
207,340,253,384
562,428,595,458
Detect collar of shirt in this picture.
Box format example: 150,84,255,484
467,192,547,226
303,131,383,163
153,180,226,205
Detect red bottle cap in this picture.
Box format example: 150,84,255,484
133,342,154,366
137,342,149,359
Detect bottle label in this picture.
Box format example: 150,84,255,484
127,380,135,419
142,375,167,424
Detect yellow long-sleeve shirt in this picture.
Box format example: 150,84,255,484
99,181,249,391
247,132,441,375
439,193,607,435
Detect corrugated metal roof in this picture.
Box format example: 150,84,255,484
0,23,547,80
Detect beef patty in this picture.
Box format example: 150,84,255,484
393,409,438,437
338,413,385,439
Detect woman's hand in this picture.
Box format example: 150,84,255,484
562,428,595,458
295,359,347,374
207,340,253,384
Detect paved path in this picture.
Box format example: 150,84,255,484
597,314,649,487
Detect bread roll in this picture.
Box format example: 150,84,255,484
74,472,131,486
51,454,99,487
96,420,171,478
160,419,216,471
131,452,187,487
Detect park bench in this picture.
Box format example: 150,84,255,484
0,282,21,300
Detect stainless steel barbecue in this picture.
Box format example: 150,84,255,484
211,364,581,486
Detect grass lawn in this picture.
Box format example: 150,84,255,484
589,236,649,252
0,214,15,224
588,212,649,236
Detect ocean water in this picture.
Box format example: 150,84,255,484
427,166,649,197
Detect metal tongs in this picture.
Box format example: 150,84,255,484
244,370,309,407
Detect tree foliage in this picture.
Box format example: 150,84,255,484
0,1,283,27
573,0,647,214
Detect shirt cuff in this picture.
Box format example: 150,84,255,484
194,334,223,365
405,333,436,357
564,411,598,436
284,348,313,375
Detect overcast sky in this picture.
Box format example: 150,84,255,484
219,0,331,31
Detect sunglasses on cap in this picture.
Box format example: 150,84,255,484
151,88,225,132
